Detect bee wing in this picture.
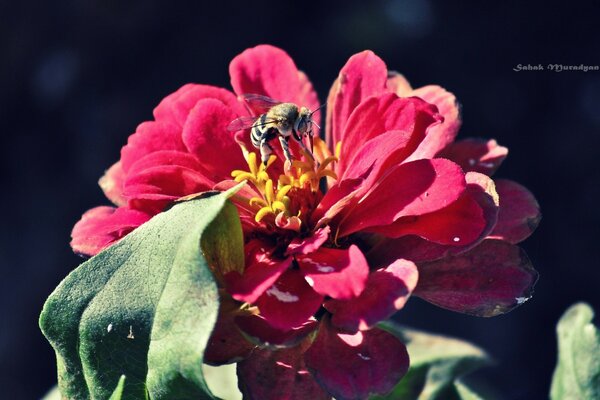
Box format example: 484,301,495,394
227,116,258,132
227,116,279,132
241,94,283,114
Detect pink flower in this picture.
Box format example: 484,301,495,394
71,45,539,399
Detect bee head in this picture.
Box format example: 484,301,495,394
295,107,313,136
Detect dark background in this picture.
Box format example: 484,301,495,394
2,0,599,398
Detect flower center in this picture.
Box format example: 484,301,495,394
231,138,338,231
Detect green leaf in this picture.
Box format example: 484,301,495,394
550,302,600,400
374,322,490,400
109,376,126,400
40,186,245,400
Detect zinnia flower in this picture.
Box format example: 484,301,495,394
71,45,539,399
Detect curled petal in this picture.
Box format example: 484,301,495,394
415,239,539,317
325,259,418,332
338,159,466,237
153,83,245,127
237,338,330,400
70,206,151,256
254,269,324,331
305,319,409,400
489,179,541,244
406,85,462,160
440,138,508,176
230,45,318,109
338,94,441,180
182,98,247,181
120,120,187,173
122,151,213,213
326,50,388,148
99,161,126,206
297,245,369,300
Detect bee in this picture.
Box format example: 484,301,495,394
227,94,322,166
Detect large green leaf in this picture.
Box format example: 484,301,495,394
374,322,490,400
40,186,245,400
550,303,600,400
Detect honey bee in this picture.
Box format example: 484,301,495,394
227,94,322,166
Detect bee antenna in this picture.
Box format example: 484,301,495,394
310,103,326,115
311,121,321,130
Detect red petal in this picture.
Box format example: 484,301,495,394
229,45,318,109
367,171,500,265
297,245,369,300
386,71,413,96
440,138,508,176
415,239,539,316
122,150,213,213
235,314,318,349
181,98,246,181
325,259,418,332
153,83,245,127
70,206,151,256
326,51,388,148
225,251,292,304
254,269,324,331
367,193,486,245
338,94,441,179
489,179,541,244
312,178,362,228
406,85,461,160
98,161,126,207
286,226,331,256
237,339,330,400
305,319,409,400
204,296,255,365
120,120,187,173
338,159,466,237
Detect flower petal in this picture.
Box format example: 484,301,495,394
337,158,466,237
439,138,508,176
367,171,500,265
120,120,187,173
181,98,247,181
153,83,245,127
254,269,324,331
286,226,331,256
406,85,461,160
338,94,441,179
297,245,369,300
415,239,539,317
367,192,486,245
70,206,151,256
237,339,330,400
229,45,318,109
305,319,409,400
386,71,413,96
325,259,418,332
98,161,126,207
122,150,213,213
225,248,292,304
489,179,541,244
326,50,388,148
235,314,318,349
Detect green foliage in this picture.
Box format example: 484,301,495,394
375,322,490,400
40,187,244,400
550,303,600,400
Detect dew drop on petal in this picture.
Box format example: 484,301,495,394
453,237,461,242
358,353,371,361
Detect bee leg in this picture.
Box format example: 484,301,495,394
278,135,294,173
295,135,319,167
259,139,273,166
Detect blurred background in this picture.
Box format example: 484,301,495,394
1,0,599,398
